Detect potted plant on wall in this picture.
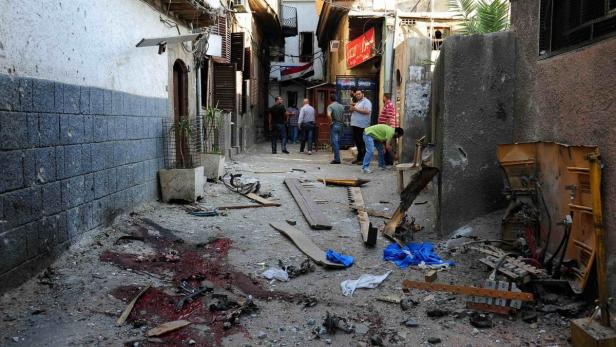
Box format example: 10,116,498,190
199,104,226,181
159,117,206,203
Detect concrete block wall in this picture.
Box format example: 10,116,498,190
431,32,516,236
0,73,167,290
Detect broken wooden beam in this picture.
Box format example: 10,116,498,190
358,211,377,247
244,192,280,206
145,320,191,337
383,167,439,240
318,178,370,187
116,284,151,326
402,280,534,301
348,187,376,246
284,178,332,230
365,209,392,219
270,223,344,268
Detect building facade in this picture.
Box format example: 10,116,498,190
315,0,457,153
0,0,286,291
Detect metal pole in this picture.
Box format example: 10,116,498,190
589,151,611,327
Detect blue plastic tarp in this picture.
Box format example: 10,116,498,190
383,243,455,269
326,249,354,267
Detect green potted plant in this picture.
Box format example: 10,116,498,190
159,118,205,202
199,104,226,181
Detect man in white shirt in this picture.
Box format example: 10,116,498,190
298,98,316,154
349,90,372,164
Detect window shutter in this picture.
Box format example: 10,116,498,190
231,32,245,71
211,16,230,63
243,47,252,80
213,63,236,114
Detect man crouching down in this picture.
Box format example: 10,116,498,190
361,124,404,174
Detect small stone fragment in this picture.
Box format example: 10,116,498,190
370,335,384,346
400,297,418,311
402,318,419,327
286,219,297,226
426,308,449,318
307,319,316,326
257,331,267,339
428,337,442,344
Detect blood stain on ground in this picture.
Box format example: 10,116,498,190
102,220,294,346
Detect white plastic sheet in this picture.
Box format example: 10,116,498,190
340,271,392,296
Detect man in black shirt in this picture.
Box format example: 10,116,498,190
269,96,290,154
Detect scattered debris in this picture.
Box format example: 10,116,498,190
270,223,345,268
383,166,439,243
323,311,354,334
175,282,213,311
297,295,318,308
402,318,419,327
326,249,354,268
284,178,332,230
318,178,370,187
376,295,402,304
279,259,315,278
116,284,151,326
384,243,454,269
400,297,418,311
340,271,392,296
261,267,289,282
469,312,493,329
401,280,533,302
145,320,191,337
427,308,450,318
365,209,391,219
427,337,442,344
286,219,297,226
425,270,438,283
348,187,377,246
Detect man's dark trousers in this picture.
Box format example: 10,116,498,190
352,126,365,162
271,123,287,153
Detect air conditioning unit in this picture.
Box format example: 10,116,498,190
330,40,340,52
231,0,248,13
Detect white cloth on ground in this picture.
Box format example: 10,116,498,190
340,271,392,296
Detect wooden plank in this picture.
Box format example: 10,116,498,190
244,193,281,206
318,178,370,187
366,209,392,219
402,280,534,301
357,211,377,246
146,320,191,337
284,178,332,230
384,167,439,239
270,223,344,268
348,187,365,211
116,284,151,326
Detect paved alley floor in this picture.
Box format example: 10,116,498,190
0,142,572,346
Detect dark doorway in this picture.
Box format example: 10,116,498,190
173,59,189,167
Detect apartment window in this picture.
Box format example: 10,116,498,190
300,32,314,62
428,27,450,50
539,0,616,56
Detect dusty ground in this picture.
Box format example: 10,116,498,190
0,142,577,346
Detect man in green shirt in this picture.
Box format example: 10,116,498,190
361,124,404,173
327,94,345,164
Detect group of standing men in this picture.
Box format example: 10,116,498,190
268,96,318,155
269,90,403,173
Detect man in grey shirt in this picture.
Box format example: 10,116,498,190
298,98,316,154
327,94,345,164
349,90,372,164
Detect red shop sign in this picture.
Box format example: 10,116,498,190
346,27,376,69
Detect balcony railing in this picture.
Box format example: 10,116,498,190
282,5,298,37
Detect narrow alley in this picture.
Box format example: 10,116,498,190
1,145,572,346
2,0,616,346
